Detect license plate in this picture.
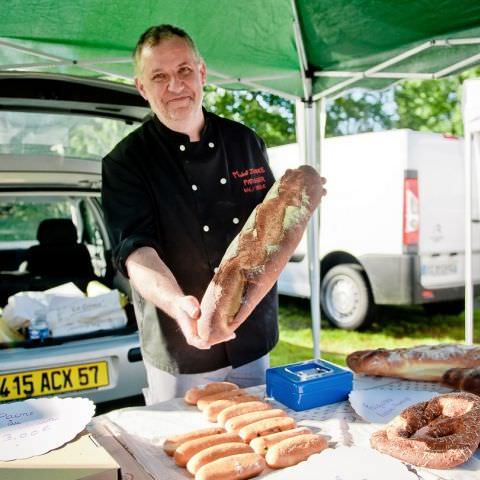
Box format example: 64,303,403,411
0,361,109,402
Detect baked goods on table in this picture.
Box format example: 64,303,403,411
249,427,312,455
370,392,480,469
184,381,240,405
225,409,287,434
174,432,244,467
205,396,262,423
163,427,226,457
198,165,324,344
163,381,328,478
187,442,254,475
346,343,480,381
195,453,266,480
442,366,480,395
265,433,328,468
197,389,248,411
217,401,272,426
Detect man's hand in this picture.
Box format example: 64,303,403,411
172,295,211,350
126,247,212,349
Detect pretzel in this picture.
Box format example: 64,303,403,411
370,392,480,469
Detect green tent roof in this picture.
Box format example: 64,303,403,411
1,0,480,99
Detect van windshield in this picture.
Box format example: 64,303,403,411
0,111,138,160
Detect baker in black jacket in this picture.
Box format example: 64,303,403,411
102,24,278,404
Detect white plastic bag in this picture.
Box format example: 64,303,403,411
2,282,84,329
3,283,127,336
47,290,127,336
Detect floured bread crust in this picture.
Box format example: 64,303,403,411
370,392,480,469
346,344,480,381
442,366,480,395
198,165,323,343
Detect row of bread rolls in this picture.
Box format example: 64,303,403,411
162,381,327,479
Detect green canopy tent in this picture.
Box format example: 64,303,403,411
1,0,480,354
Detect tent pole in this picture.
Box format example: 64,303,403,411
302,96,326,359
465,122,474,345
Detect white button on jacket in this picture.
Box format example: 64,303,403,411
203,225,210,232
179,145,186,151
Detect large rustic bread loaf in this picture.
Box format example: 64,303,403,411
346,344,480,381
198,165,324,344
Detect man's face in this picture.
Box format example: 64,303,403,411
135,36,206,128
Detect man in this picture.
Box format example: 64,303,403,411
102,25,279,404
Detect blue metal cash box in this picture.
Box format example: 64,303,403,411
266,359,353,411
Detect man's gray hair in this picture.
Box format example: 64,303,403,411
133,24,200,73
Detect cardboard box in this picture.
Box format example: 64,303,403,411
0,430,120,480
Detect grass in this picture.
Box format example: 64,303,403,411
270,295,480,367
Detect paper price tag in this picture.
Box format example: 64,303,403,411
0,397,95,461
349,389,438,423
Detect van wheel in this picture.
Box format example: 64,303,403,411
321,264,374,330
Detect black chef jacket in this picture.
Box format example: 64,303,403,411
102,110,279,374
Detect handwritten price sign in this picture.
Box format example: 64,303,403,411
0,397,94,461
349,389,438,424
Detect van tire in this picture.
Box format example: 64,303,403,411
321,264,374,330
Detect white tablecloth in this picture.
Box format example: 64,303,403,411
90,375,480,480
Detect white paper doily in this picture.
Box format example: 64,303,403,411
0,396,95,461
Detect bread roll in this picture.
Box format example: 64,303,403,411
197,389,246,411
442,367,480,395
163,427,225,456
265,433,328,468
195,452,266,480
249,426,312,455
184,382,239,405
217,401,271,427
204,395,260,423
346,344,480,381
225,409,287,433
239,416,296,443
370,392,480,468
187,442,253,475
198,166,324,344
174,432,242,467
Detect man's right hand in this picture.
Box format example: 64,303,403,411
173,295,211,350
126,247,211,350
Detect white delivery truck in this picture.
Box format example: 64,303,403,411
268,129,480,330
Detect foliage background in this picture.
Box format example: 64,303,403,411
205,66,480,147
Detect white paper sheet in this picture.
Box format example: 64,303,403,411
0,396,95,461
349,389,439,423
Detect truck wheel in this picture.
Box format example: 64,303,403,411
321,264,374,330
423,300,464,316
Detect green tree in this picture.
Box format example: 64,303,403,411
203,86,296,147
394,66,480,136
204,86,394,146
326,91,394,136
